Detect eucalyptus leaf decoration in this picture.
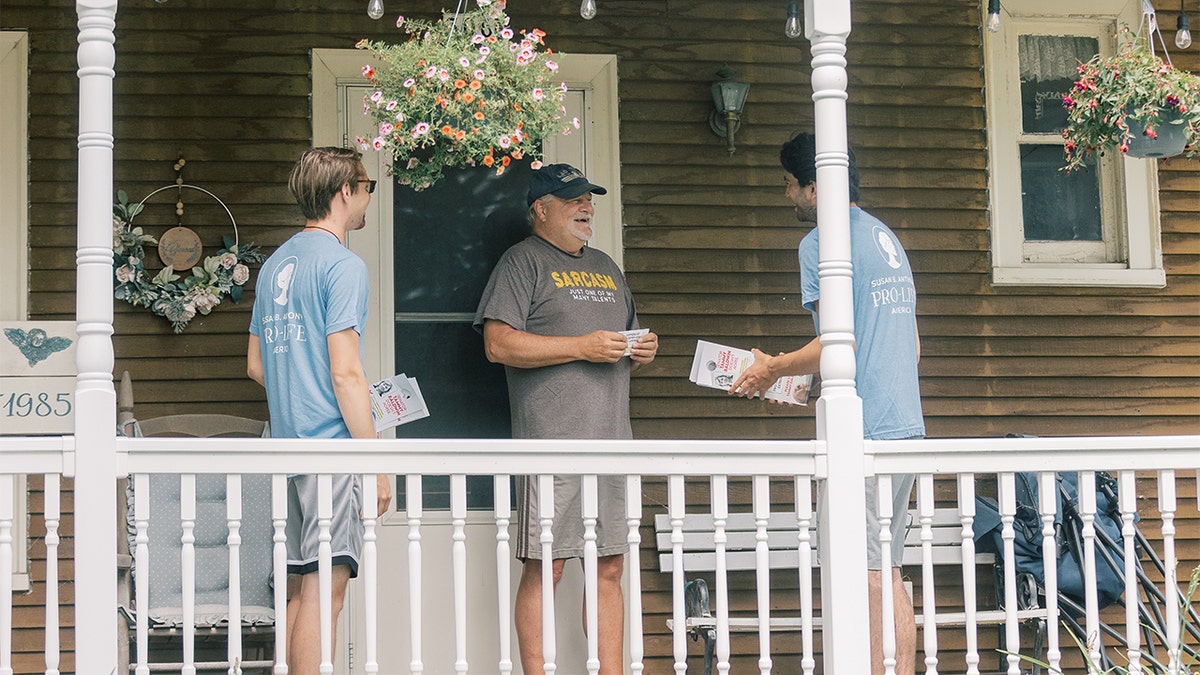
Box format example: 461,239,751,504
1062,26,1200,171
355,0,573,190
112,190,265,333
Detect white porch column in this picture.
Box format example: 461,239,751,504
805,2,872,673
74,0,119,671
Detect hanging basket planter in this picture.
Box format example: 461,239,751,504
1061,26,1200,171
355,0,573,190
1124,107,1189,158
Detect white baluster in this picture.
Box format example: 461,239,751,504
667,474,686,675
451,474,468,675
181,474,197,675
44,474,61,675
1079,471,1100,671
1,473,12,675
407,474,424,675
271,474,289,675
581,476,600,675
625,475,644,675
227,474,243,675
362,474,379,675
317,474,333,675
135,473,151,675
1038,472,1061,672
1120,470,1142,674
958,473,979,675
712,474,731,675
538,474,557,674
1158,470,1180,674
794,476,815,675
998,473,1020,675
495,475,513,675
752,475,771,675
918,474,938,675
877,474,898,675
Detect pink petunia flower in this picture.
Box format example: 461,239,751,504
501,28,514,40
545,60,558,72
425,66,437,78
370,90,383,103
385,100,398,111
355,135,369,151
472,34,485,44
403,78,416,88
438,69,450,81
460,56,471,68
362,65,375,78
412,122,430,137
474,69,486,80
532,88,544,100
573,117,581,129
380,122,394,136
499,136,512,148
372,136,385,150
479,45,491,57
396,15,405,28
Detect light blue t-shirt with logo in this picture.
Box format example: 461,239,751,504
799,206,925,440
249,231,369,439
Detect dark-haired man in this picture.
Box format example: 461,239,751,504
474,163,657,675
730,134,923,675
247,146,392,675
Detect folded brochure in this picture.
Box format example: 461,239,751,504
690,340,812,405
369,373,430,432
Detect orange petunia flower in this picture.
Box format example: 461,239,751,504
501,156,511,167
469,80,481,90
454,79,467,89
513,103,522,111
462,93,474,103
441,125,454,136
483,155,495,167
455,130,466,141
474,111,485,120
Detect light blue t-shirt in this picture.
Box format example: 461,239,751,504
249,231,370,439
799,207,925,440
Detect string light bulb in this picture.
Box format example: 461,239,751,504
580,0,597,20
986,0,1001,32
785,2,802,39
1176,0,1192,49
367,0,384,20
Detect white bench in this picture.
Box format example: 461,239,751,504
655,508,1045,669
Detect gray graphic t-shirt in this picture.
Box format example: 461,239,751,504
473,235,638,440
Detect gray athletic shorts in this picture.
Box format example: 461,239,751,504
515,474,628,561
286,474,363,578
816,472,916,570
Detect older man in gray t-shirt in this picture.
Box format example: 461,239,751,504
473,163,658,675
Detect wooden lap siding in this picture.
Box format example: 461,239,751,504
3,0,1197,671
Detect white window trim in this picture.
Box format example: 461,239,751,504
1,31,31,594
983,1,1166,288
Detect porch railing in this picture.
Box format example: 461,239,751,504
3,433,1198,674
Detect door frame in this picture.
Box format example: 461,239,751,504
312,49,624,388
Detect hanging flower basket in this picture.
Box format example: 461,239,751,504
355,0,573,190
1062,26,1200,171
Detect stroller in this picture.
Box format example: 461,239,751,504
975,467,1200,672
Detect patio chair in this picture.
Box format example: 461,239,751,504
116,371,276,673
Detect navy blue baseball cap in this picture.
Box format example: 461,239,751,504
527,163,607,205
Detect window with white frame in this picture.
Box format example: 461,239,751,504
984,1,1166,287
1,30,31,593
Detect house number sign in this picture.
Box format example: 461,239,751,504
0,321,76,434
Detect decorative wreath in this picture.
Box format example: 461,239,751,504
355,0,572,189
112,186,265,333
